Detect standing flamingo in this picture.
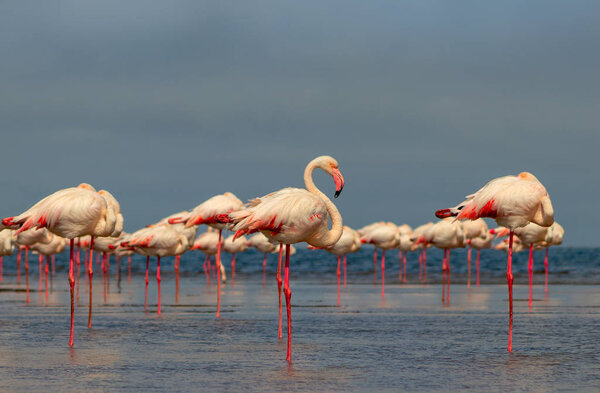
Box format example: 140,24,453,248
358,222,386,283
2,183,118,346
191,230,227,284
323,225,361,306
514,223,549,308
31,234,65,301
469,229,494,287
15,228,52,302
170,192,243,317
436,172,554,352
542,222,564,297
229,155,345,363
247,233,278,287
411,222,434,282
361,222,398,297
125,224,189,316
223,234,249,286
462,219,489,288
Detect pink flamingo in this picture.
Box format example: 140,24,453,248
395,224,412,282
170,192,243,317
0,230,16,283
542,222,564,297
412,222,434,282
229,155,345,363
223,234,249,286
323,225,361,306
247,233,278,287
514,223,550,308
469,229,494,287
358,222,386,283
15,228,52,303
31,234,65,302
436,171,554,352
125,224,189,316
462,219,489,288
191,229,227,285
2,183,119,346
361,222,398,297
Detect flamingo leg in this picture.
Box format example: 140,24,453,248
263,252,267,288
398,250,403,282
442,249,447,303
336,255,341,307
419,250,422,281
17,249,21,283
467,246,472,289
283,244,292,363
128,256,131,282
528,244,534,309
343,254,347,288
38,254,43,292
231,253,236,286
88,236,94,328
277,245,283,339
157,256,161,316
68,239,75,346
45,255,49,302
106,253,110,294
103,253,107,303
216,229,223,318
373,248,378,284
476,249,480,287
144,256,149,310
423,249,427,283
175,254,180,303
446,249,451,304
507,230,514,352
381,249,386,297
403,252,407,283
25,246,30,303
544,247,549,299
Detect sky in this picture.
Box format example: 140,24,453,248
1,1,598,246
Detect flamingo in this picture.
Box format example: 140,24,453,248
1,183,119,346
15,228,52,302
170,192,243,317
542,222,564,297
323,225,361,306
361,222,398,297
358,222,386,283
395,224,412,282
469,229,494,287
125,224,189,316
31,234,65,302
191,230,227,285
411,222,434,282
247,233,278,287
0,230,16,282
436,171,554,352
229,155,345,363
223,234,249,285
427,218,466,304
462,218,489,288
514,223,550,308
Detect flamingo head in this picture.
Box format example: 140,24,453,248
314,156,345,198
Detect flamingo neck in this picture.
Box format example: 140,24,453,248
304,161,343,248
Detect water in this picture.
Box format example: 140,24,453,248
0,247,599,392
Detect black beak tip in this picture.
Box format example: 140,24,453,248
334,190,341,198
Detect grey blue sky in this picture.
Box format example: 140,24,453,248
1,1,598,245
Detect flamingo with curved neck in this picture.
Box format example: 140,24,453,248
230,155,345,363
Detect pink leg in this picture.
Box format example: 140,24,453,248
343,254,347,288
263,253,267,288
381,249,386,297
277,245,283,339
283,244,292,363
128,256,131,282
507,230,514,352
441,249,447,303
25,246,30,303
216,229,223,318
39,254,43,292
144,256,149,311
446,249,451,304
88,237,94,328
373,248,378,284
544,247,549,299
103,253,107,303
17,249,21,283
398,250,403,281
403,253,407,283
45,256,49,302
528,244,534,309
175,255,180,303
68,239,75,346
476,250,480,287
157,256,161,316
419,250,422,280
336,255,341,307
76,251,80,304
231,253,236,286
467,247,472,289
423,249,428,283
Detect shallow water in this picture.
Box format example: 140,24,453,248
0,248,599,392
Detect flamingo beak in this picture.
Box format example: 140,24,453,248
332,167,344,198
